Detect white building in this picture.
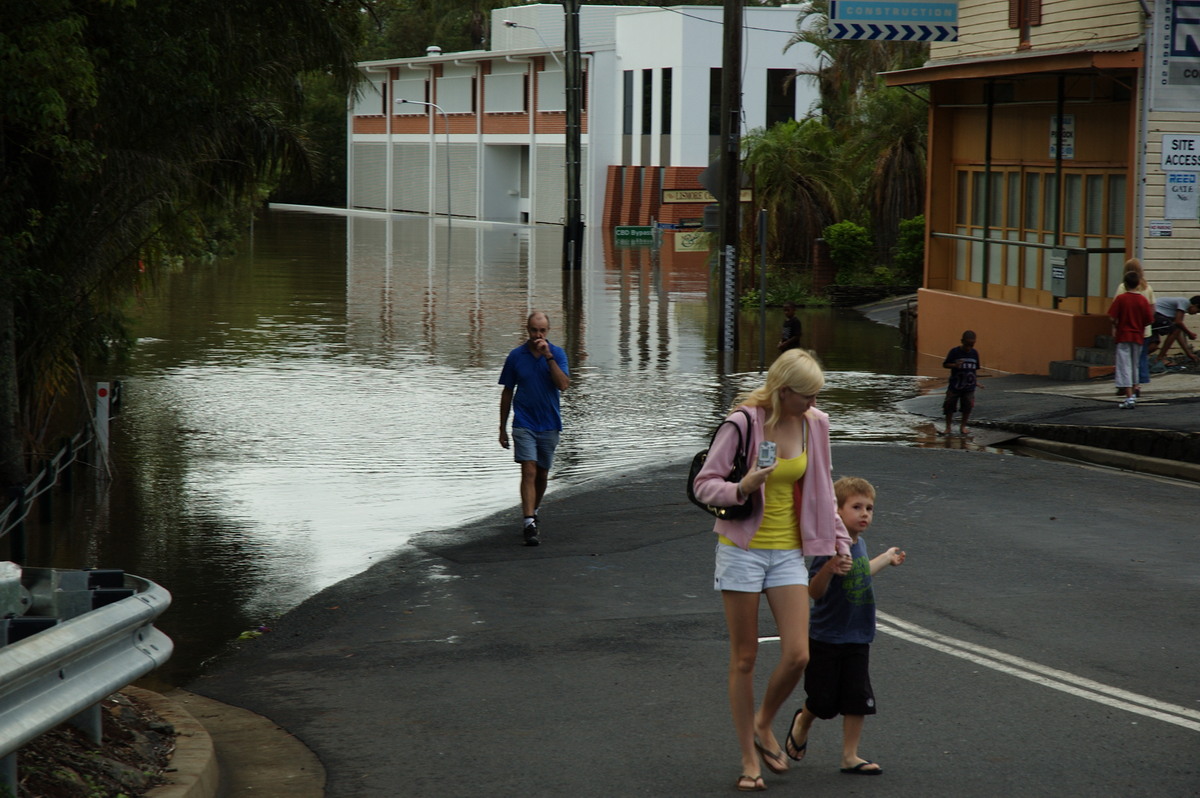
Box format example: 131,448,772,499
348,4,819,227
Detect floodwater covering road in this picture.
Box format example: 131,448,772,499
32,209,958,687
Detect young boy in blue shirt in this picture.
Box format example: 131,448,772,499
785,477,905,775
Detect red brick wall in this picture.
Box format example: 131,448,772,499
617,166,641,227
637,168,661,225
602,166,624,228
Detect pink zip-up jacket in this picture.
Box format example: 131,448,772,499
692,404,851,555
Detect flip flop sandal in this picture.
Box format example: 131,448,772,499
785,708,808,761
736,774,767,791
840,761,883,775
754,739,788,774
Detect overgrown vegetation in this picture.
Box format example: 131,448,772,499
0,0,365,483
740,0,928,294
740,270,830,309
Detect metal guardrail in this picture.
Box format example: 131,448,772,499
0,564,172,794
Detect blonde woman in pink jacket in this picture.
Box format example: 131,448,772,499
692,348,853,792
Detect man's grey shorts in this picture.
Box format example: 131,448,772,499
714,544,809,592
512,427,560,470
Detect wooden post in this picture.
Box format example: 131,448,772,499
718,0,743,351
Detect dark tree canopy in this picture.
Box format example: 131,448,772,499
0,0,366,484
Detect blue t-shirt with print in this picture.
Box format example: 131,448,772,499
809,537,876,645
944,345,979,393
498,342,569,432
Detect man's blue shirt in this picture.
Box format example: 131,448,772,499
498,343,569,432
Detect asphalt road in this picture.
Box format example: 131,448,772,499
191,444,1200,797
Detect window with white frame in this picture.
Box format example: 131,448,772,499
354,78,385,116
436,64,475,113
538,66,565,112
392,77,428,115
485,61,527,113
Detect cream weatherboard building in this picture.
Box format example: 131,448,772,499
886,0,1200,375
346,4,819,231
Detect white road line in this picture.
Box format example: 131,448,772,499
875,612,1200,733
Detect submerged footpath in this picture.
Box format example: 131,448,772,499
902,371,1200,477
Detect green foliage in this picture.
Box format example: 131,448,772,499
269,71,354,205
359,0,512,60
735,0,929,294
850,87,928,264
891,214,926,284
824,220,874,284
743,119,848,269
786,0,927,131
740,271,830,309
0,0,366,478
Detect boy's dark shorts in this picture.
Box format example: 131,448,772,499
803,640,876,719
943,389,975,416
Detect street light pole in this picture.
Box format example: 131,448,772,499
395,98,451,221
561,0,584,270
503,20,563,70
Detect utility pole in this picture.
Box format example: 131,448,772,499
717,0,742,351
562,0,585,270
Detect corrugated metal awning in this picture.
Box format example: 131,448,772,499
883,37,1143,85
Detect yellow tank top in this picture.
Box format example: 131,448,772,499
718,451,808,550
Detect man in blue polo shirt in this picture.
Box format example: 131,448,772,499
498,311,570,546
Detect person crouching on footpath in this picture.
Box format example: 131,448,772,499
785,476,905,776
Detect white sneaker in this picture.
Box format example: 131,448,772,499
1119,397,1136,409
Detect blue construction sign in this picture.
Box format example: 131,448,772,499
829,0,958,41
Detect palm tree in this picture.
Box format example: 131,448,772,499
743,119,850,268
777,0,929,268
849,86,928,265
786,0,927,131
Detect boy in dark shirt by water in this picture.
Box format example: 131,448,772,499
941,330,979,436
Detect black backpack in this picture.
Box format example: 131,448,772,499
686,409,755,520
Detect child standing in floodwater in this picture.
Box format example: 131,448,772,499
941,331,979,436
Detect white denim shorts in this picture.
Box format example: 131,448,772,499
713,543,809,592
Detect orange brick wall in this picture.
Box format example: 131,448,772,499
600,165,710,229
483,115,532,134
916,289,1111,376
617,166,641,226
637,169,661,225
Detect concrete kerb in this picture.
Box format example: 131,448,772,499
1011,435,1200,482
129,687,219,798
133,687,325,798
